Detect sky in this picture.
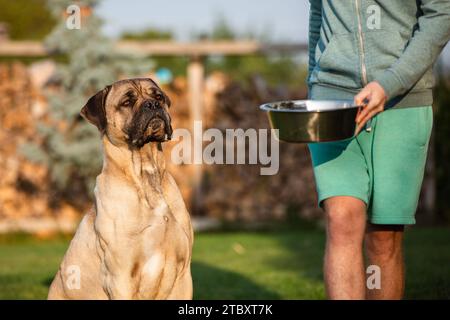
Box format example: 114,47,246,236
97,0,449,66
97,0,310,42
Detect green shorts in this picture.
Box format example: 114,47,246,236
308,106,433,225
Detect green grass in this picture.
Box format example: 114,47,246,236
0,224,449,299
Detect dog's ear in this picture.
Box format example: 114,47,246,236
80,85,111,134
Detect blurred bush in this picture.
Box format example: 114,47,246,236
0,0,55,40
201,18,307,90
121,27,190,78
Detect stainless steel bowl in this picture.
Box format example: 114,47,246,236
260,100,361,143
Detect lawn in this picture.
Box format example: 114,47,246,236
0,224,449,299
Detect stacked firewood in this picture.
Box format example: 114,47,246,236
0,62,47,219
198,75,321,221
161,72,320,221
0,62,79,228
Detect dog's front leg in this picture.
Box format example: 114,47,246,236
103,273,135,300
101,252,138,299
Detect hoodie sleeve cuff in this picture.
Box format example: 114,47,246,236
375,70,406,100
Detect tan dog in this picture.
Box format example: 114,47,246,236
48,78,193,300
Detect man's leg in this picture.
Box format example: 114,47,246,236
323,196,367,300
364,224,405,300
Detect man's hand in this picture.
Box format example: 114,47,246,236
354,81,387,135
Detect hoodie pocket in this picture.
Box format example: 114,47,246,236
316,33,360,89
365,30,406,81
415,106,433,148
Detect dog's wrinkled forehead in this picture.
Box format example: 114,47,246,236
112,78,161,94
110,78,162,101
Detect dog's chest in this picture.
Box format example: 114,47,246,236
132,213,191,299
95,204,190,299
95,173,191,299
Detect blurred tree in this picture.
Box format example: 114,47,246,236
121,27,173,41
121,27,188,77
22,0,151,207
210,16,235,40
202,19,307,90
0,0,55,40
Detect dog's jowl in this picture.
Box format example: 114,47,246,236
48,78,193,300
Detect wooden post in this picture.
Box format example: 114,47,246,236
188,55,205,214
0,23,9,42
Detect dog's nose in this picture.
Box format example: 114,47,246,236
143,100,160,110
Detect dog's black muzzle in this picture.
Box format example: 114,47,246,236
126,100,173,149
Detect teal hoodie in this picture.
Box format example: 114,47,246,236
308,0,450,109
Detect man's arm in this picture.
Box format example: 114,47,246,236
355,0,450,134
376,0,450,100
308,0,322,93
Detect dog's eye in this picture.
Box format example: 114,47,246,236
122,100,132,107
155,94,164,101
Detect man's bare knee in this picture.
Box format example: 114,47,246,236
324,197,366,246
